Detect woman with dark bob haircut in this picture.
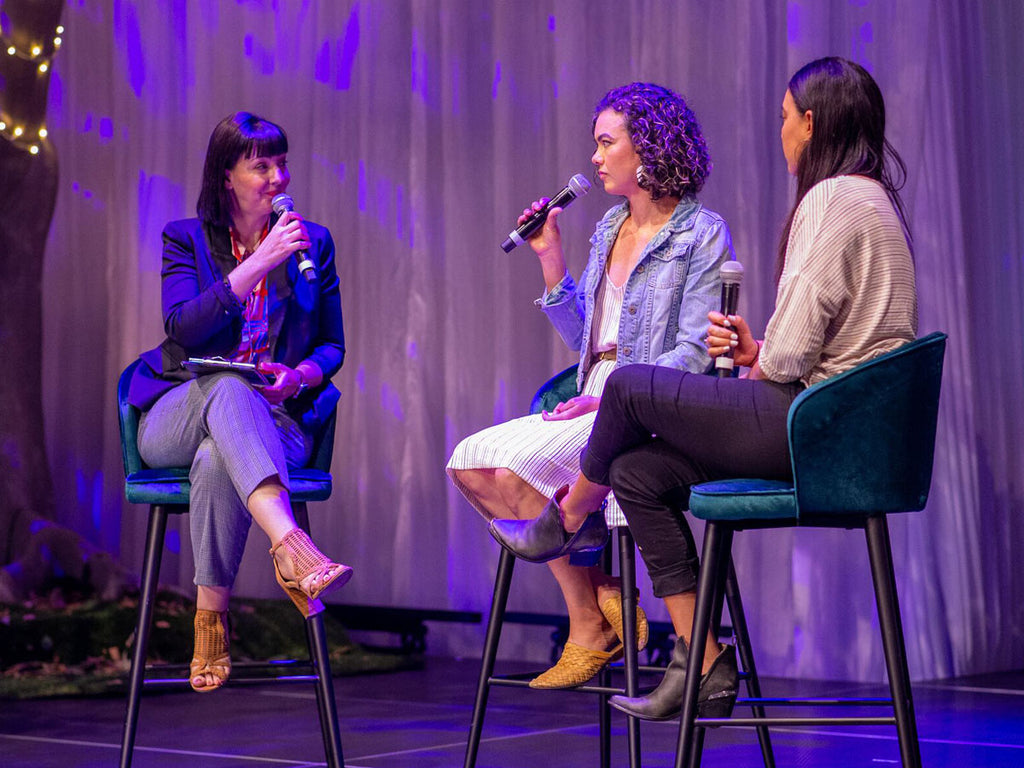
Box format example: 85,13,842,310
448,82,734,689
492,58,918,720
127,112,352,692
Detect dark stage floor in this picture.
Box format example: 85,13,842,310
2,657,1022,767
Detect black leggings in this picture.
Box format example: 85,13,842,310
580,365,802,597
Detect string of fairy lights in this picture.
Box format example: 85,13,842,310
0,23,64,155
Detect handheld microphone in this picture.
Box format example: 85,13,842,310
500,174,592,252
715,260,745,377
271,193,316,282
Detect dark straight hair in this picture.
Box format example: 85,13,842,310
776,58,910,282
196,112,289,227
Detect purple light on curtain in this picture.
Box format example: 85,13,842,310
113,0,146,97
492,61,502,100
243,32,275,75
548,15,556,32
75,470,103,532
355,366,366,393
851,22,874,71
396,184,405,240
411,29,428,103
787,3,801,44
137,171,185,273
46,71,64,129
99,117,113,143
380,382,405,421
335,7,360,91
315,40,331,83
450,59,462,115
358,159,367,212
491,380,508,425
165,529,180,555
375,177,389,228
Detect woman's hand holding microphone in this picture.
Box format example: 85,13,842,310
520,198,570,293
706,311,761,370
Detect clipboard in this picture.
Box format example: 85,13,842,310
181,357,272,385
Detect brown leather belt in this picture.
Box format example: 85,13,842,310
594,349,617,363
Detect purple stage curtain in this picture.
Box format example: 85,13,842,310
38,0,1023,681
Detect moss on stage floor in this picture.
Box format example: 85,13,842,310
0,590,420,699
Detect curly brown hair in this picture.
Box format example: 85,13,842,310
593,82,711,200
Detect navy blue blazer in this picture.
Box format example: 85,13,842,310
127,217,345,436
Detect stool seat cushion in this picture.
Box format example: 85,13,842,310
125,468,332,506
689,479,797,521
125,469,191,505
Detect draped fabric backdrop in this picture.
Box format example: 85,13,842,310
37,0,1023,681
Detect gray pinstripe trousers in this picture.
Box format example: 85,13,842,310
137,373,312,587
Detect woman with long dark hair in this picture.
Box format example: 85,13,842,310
491,57,918,718
127,112,352,692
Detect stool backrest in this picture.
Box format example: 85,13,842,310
788,332,947,517
117,359,145,477
529,364,580,415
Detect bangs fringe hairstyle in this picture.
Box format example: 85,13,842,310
777,57,910,282
593,82,711,200
196,112,289,227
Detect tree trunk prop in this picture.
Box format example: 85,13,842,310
0,2,112,600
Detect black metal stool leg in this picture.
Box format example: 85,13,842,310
464,548,516,768
307,611,345,768
598,665,612,768
599,546,612,768
294,502,345,768
677,523,732,768
617,528,642,768
866,516,921,768
119,505,169,768
725,559,775,768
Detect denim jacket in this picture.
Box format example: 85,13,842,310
537,197,733,391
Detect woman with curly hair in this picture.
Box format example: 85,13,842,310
447,82,734,688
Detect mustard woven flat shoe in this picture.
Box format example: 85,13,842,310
529,641,623,689
600,594,649,653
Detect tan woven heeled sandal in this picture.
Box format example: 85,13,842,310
600,594,650,653
190,609,230,693
529,640,623,689
270,528,353,617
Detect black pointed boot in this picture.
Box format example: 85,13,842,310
609,638,738,721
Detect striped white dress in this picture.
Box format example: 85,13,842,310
447,273,628,526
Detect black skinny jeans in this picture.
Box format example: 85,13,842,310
580,365,802,598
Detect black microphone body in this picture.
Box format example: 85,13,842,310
270,193,316,282
715,261,745,378
501,174,592,252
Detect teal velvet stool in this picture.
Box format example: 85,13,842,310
675,332,947,768
464,366,773,768
116,359,345,768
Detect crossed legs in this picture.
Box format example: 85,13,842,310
139,373,351,690
520,365,799,674
453,467,621,655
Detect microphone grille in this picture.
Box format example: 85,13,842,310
567,174,592,197
720,260,745,285
271,193,295,215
